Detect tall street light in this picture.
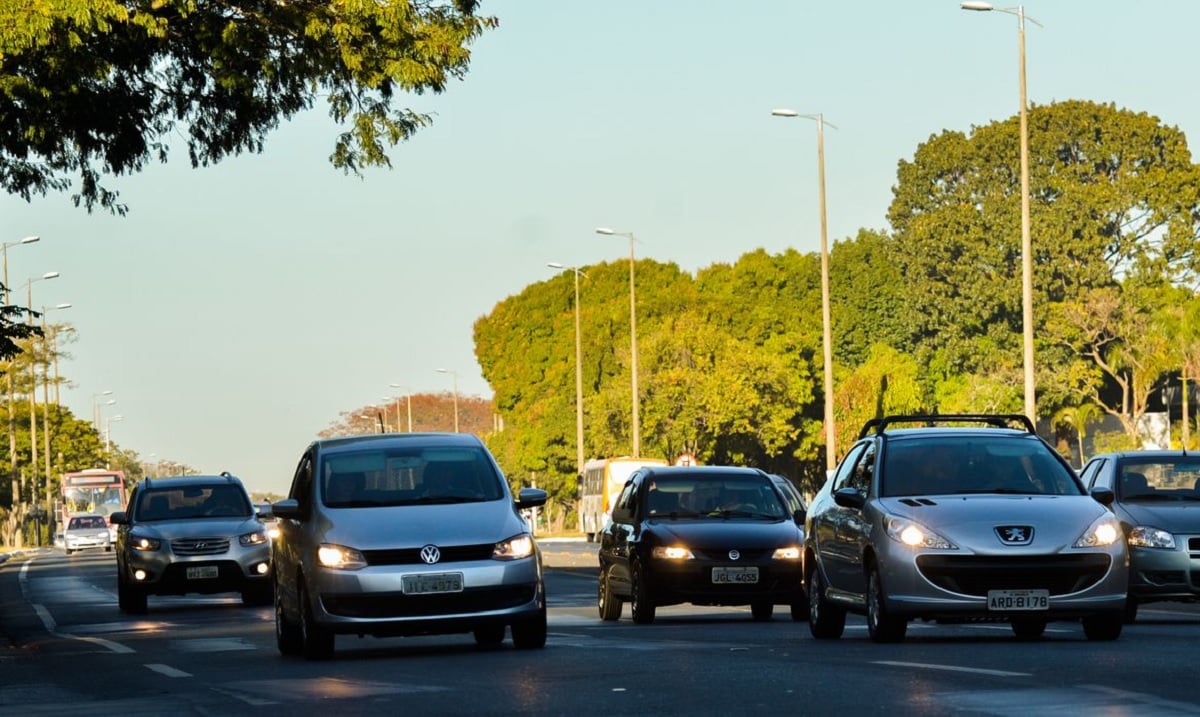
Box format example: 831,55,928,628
40,303,69,528
595,227,642,457
104,414,124,452
436,368,459,432
21,270,59,522
388,383,413,432
92,390,114,428
3,235,39,512
962,1,1040,424
771,109,838,472
548,262,588,478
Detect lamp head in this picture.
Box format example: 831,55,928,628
595,228,615,236
771,108,799,117
961,1,994,10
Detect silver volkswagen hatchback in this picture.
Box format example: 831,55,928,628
271,432,548,659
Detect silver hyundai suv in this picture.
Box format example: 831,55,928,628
271,432,549,660
111,473,273,613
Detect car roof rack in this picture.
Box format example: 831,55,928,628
857,413,1036,439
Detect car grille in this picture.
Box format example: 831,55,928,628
916,554,1111,596
360,544,495,565
322,585,536,618
171,537,231,556
692,548,772,561
1139,570,1187,586
1188,537,1200,552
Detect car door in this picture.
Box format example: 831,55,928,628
599,476,639,596
810,442,869,591
822,441,876,597
274,449,314,612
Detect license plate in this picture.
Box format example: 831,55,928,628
186,565,219,580
402,572,464,595
987,589,1048,611
712,566,759,584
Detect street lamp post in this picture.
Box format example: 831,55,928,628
388,383,413,432
549,262,588,478
595,228,642,457
40,303,69,531
3,235,39,515
771,109,838,472
91,390,114,428
21,271,59,533
962,1,1040,424
104,414,124,452
436,369,459,432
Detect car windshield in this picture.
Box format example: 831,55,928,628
135,484,252,520
1118,458,1200,501
881,436,1081,497
320,446,505,507
645,474,787,520
68,516,105,530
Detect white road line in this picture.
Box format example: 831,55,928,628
873,660,1031,677
145,663,192,678
22,556,137,654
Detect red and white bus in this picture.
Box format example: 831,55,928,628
61,469,128,541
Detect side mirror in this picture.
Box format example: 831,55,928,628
271,499,301,520
110,511,128,525
832,486,866,510
1090,487,1115,506
611,507,633,524
793,508,807,525
516,488,548,510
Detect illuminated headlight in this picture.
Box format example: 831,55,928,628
493,534,535,560
130,536,161,551
652,545,695,560
1073,516,1122,548
266,524,281,540
1128,526,1175,549
317,543,367,570
239,530,269,547
772,546,802,560
885,516,957,549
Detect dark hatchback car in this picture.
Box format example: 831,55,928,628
597,465,807,624
1078,450,1200,622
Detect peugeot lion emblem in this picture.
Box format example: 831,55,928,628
420,545,441,564
728,549,741,561
995,526,1034,545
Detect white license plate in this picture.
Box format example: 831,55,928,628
186,565,219,580
402,572,464,595
987,589,1049,611
712,566,759,584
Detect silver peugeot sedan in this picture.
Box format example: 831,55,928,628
271,432,548,660
805,414,1128,643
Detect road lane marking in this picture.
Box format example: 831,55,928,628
32,602,136,653
146,664,192,678
873,660,1031,677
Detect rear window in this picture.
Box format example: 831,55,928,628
881,435,1080,497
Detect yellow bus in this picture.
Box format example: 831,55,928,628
579,457,668,541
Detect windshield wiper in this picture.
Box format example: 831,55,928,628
707,509,781,520
653,509,702,519
404,495,480,505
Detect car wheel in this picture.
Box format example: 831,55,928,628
117,569,147,615
751,600,774,621
275,580,303,656
1082,612,1123,641
598,565,623,621
299,583,335,660
473,624,506,646
511,604,547,649
630,561,656,625
866,565,906,643
1010,618,1046,640
808,567,845,639
242,581,273,607
1123,598,1139,624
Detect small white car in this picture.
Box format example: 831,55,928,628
64,513,112,555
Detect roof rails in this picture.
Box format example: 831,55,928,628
857,413,1036,439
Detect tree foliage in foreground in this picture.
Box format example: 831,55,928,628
0,0,496,213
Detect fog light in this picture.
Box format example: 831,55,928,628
255,562,269,575
134,569,147,581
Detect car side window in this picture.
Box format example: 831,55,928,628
847,443,876,497
613,479,636,512
291,452,314,508
1078,458,1106,490
832,443,869,491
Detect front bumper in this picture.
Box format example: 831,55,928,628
123,542,272,596
645,556,805,606
1128,542,1200,602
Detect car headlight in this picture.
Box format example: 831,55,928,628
493,534,535,560
652,545,695,560
317,543,367,570
130,535,161,551
772,546,802,560
1073,515,1122,548
239,530,269,547
1128,525,1175,549
885,516,957,549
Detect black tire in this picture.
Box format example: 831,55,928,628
275,581,303,656
511,605,547,649
1010,618,1047,640
751,600,774,621
586,532,596,543
1082,613,1123,641
1123,598,1139,624
64,548,73,556
630,561,656,625
808,568,845,639
117,569,147,615
473,624,506,646
866,566,907,643
242,581,273,607
790,593,810,622
299,583,335,660
104,545,112,553
598,565,623,621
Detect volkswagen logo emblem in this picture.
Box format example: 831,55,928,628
420,545,441,564
995,526,1034,545
728,549,741,561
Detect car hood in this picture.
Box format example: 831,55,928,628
134,517,264,539
321,501,526,550
649,518,801,549
878,495,1109,551
1117,501,1200,532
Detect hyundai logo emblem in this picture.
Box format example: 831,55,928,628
728,549,741,561
420,545,441,564
995,526,1033,545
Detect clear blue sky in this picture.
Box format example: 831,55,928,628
2,1,1197,496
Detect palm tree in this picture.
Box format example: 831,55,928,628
1052,403,1104,467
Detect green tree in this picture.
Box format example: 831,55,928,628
1052,402,1103,466
0,0,496,213
833,344,924,453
